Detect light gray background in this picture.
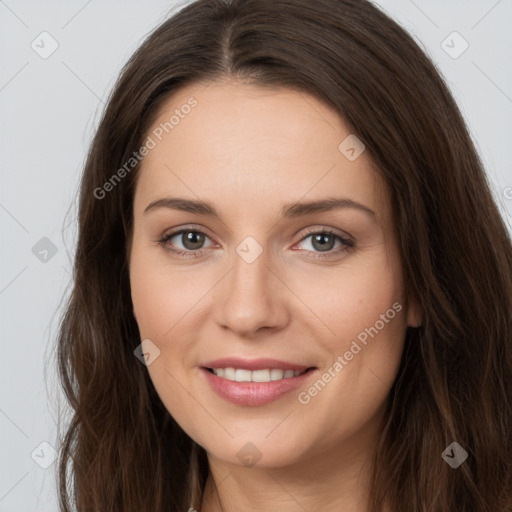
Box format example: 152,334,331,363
1,1,511,511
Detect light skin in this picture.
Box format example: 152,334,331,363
128,78,422,512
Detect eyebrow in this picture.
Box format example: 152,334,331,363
143,196,376,220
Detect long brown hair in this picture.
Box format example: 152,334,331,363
55,0,512,510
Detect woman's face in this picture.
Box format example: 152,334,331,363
129,79,420,468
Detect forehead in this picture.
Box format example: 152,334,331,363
133,79,389,222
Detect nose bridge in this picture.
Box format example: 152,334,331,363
214,238,284,334
232,242,269,291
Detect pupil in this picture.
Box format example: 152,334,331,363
183,231,204,250
313,233,334,252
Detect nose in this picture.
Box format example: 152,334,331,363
212,247,289,337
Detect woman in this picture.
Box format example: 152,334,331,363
55,0,512,511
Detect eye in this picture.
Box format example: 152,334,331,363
157,226,355,259
294,228,354,258
157,228,215,258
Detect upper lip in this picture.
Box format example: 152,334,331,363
201,357,314,371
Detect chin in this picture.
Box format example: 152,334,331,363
201,431,313,469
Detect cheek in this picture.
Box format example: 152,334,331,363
290,265,406,447
129,248,203,428
290,256,404,347
295,254,407,400
129,246,205,341
130,259,168,339
340,267,402,338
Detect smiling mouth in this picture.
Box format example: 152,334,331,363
204,367,316,383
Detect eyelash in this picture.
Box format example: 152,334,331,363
156,227,355,260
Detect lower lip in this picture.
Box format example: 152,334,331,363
201,367,317,406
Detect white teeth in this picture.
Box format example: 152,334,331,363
253,369,271,382
270,369,284,380
235,369,252,382
223,367,235,380
211,367,306,382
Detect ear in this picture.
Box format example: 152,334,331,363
406,295,423,328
